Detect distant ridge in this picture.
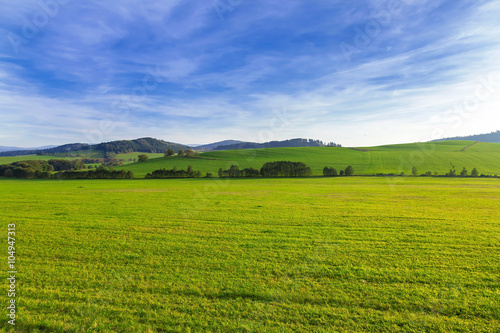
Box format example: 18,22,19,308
0,145,57,153
212,138,341,151
0,138,188,157
433,130,500,143
0,137,341,157
193,140,245,151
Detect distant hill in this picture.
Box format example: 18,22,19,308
0,138,188,157
0,145,57,153
213,138,341,151
194,140,245,151
433,130,500,143
118,140,500,178
94,138,188,154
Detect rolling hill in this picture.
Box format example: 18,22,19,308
193,140,245,151
433,130,500,143
117,140,500,178
212,138,341,150
0,138,188,157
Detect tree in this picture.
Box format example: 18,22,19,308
323,167,338,177
185,149,195,157
178,149,185,156
138,154,149,162
471,168,479,177
165,149,174,157
411,166,418,176
339,170,344,176
345,166,354,176
460,167,468,177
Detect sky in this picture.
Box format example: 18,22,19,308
1,0,500,147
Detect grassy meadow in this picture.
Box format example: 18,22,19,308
1,177,499,332
118,141,500,178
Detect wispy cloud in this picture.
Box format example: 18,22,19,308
0,0,499,146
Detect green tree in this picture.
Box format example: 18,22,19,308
460,167,468,177
185,149,195,157
323,167,338,177
138,154,149,162
165,149,175,157
345,165,354,176
178,149,185,156
411,166,418,176
471,168,479,177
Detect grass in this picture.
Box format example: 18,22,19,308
1,177,499,332
118,141,500,178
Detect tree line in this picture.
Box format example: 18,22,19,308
1,161,133,179
55,166,134,179
145,166,202,179
323,166,354,177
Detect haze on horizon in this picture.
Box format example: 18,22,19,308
1,0,500,148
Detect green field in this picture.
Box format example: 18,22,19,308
2,177,499,332
117,141,500,178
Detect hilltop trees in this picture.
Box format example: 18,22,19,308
185,149,200,157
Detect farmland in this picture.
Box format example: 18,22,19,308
2,177,499,332
117,141,500,178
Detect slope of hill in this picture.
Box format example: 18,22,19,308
193,140,245,151
118,140,500,178
433,130,500,143
213,138,341,151
94,137,188,154
0,138,188,157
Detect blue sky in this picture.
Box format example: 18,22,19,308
1,0,499,147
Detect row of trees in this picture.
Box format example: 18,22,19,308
260,161,312,177
55,167,134,179
218,165,260,178
323,166,354,177
145,166,202,179
164,149,200,158
1,161,133,179
411,166,481,177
